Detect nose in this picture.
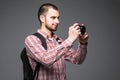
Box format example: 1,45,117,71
55,18,59,24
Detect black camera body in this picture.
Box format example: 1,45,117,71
79,24,86,35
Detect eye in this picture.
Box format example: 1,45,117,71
51,16,56,19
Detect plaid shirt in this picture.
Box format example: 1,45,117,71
25,30,87,80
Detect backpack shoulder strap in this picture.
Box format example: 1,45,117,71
33,33,47,50
32,32,47,80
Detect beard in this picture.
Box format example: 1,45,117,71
45,24,57,32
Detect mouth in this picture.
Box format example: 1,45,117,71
53,24,58,28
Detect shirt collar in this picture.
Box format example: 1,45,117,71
37,29,58,40
37,29,48,38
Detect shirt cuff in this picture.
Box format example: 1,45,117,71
79,42,88,48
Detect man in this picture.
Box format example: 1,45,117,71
25,3,88,80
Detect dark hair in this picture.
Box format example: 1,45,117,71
37,3,59,22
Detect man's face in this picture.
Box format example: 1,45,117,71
44,8,60,31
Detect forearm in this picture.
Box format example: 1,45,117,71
25,35,72,67
76,43,87,64
65,43,87,64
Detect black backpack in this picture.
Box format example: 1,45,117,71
20,33,47,80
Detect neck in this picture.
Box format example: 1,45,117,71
39,25,53,38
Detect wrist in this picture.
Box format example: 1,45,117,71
67,37,74,44
80,42,88,45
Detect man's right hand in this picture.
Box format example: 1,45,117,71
67,23,80,44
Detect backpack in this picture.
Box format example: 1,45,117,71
20,33,47,80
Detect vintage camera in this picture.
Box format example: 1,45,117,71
79,24,86,35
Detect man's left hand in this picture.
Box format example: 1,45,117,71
79,32,89,44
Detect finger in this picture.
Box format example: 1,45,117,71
79,32,82,37
83,34,89,40
73,23,79,26
71,25,80,31
84,34,88,39
74,26,80,31
82,32,87,36
72,23,79,28
80,33,88,39
76,29,81,34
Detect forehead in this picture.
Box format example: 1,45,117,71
46,8,60,17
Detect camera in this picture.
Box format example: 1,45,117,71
79,24,86,35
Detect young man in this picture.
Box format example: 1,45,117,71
25,3,88,80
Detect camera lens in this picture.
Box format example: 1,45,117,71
79,24,86,35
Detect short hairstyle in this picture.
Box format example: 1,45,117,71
37,3,59,22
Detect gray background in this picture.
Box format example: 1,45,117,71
0,0,120,80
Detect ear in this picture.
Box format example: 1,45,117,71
40,15,45,23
